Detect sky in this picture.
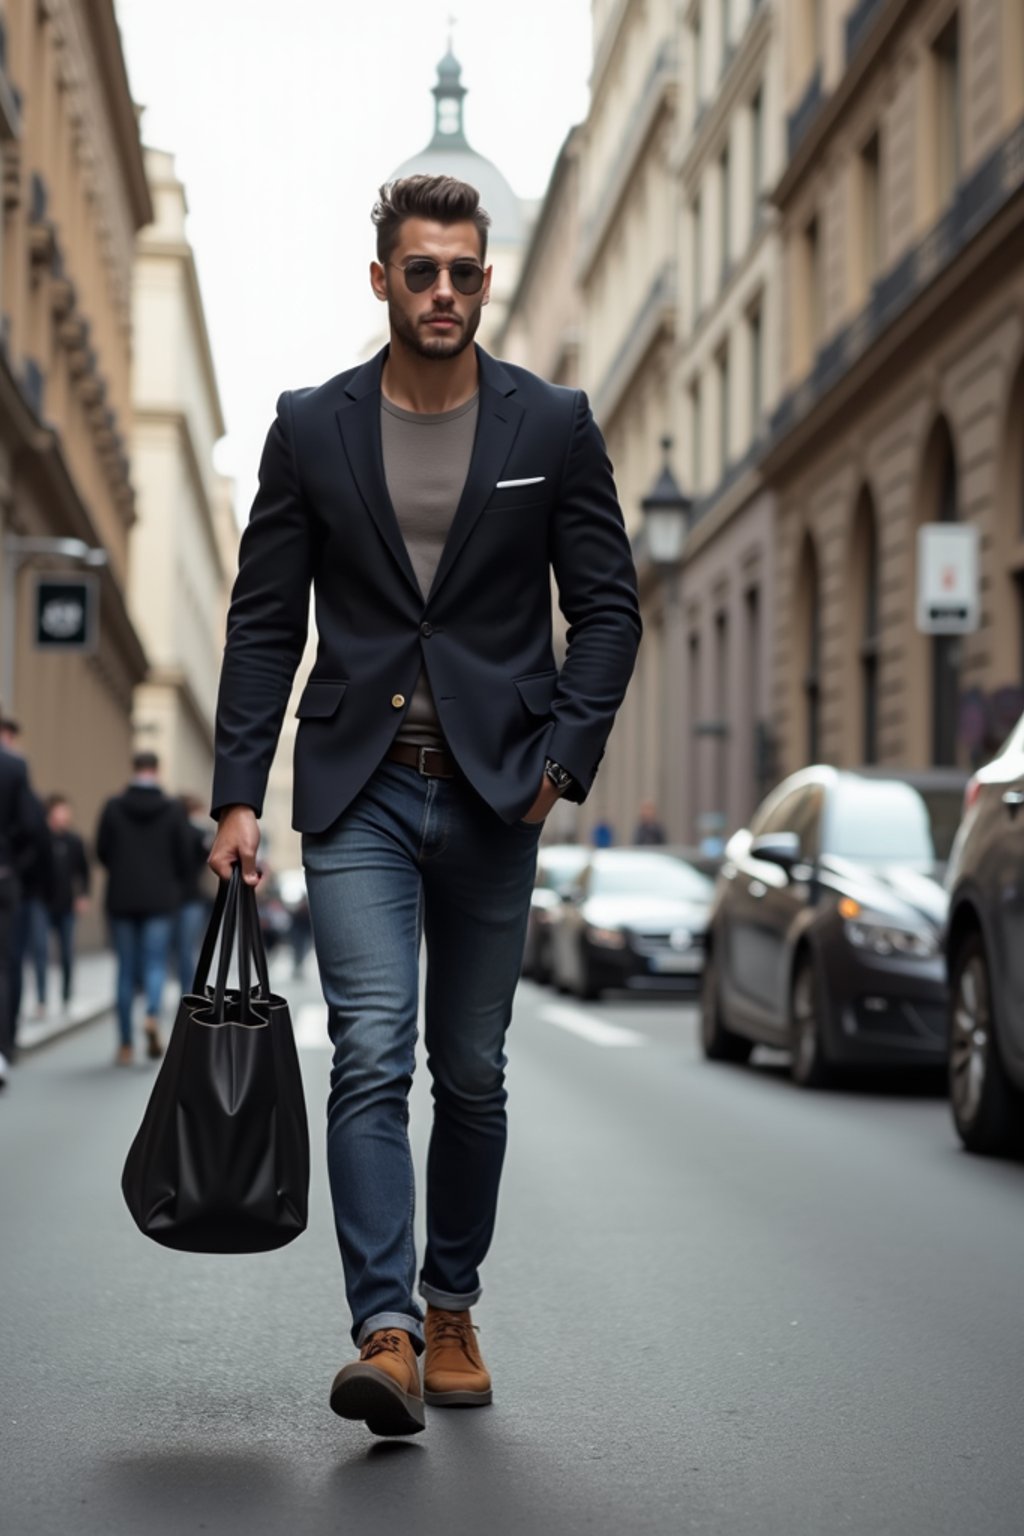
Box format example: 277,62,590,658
114,0,593,520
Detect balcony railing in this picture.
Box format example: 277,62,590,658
786,66,823,161
769,117,1024,445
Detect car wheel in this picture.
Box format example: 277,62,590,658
701,950,753,1063
789,952,832,1089
949,933,1024,1156
577,955,601,1002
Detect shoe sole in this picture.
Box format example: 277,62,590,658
330,1365,426,1436
423,1387,493,1407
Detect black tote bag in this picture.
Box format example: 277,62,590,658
122,868,310,1253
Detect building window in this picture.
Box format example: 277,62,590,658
859,498,880,764
804,214,823,351
933,13,961,205
860,131,882,286
720,144,731,281
749,303,763,436
718,346,731,478
715,609,729,820
691,379,704,493
692,193,703,317
751,86,764,232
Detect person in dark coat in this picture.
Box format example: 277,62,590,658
173,794,213,993
96,750,191,1066
45,795,91,1009
0,718,50,1040
633,799,667,846
0,723,48,1084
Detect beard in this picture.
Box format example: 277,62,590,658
388,297,483,360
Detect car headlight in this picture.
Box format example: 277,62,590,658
843,915,939,959
586,925,627,949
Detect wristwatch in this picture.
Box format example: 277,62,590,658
544,758,575,795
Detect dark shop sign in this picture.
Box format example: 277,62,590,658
33,574,99,653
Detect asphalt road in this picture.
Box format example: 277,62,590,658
2,962,1023,1536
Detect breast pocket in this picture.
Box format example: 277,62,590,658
483,482,551,514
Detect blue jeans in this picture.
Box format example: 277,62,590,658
50,910,77,1003
302,760,541,1352
110,916,173,1048
174,899,209,992
19,898,49,1008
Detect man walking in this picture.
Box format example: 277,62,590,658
96,751,191,1066
45,795,91,1009
0,719,47,1086
209,175,641,1436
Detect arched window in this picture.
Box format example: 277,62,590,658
854,491,880,763
798,535,821,764
931,422,961,765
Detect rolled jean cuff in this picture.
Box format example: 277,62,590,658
356,1311,425,1355
418,1279,482,1311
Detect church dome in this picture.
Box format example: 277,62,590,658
390,48,525,247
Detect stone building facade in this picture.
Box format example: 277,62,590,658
130,146,236,803
764,0,1024,778
0,0,150,848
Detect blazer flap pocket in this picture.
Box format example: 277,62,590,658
295,680,348,719
513,670,558,716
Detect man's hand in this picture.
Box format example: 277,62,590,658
209,805,262,886
521,774,564,825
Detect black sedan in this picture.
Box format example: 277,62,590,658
550,848,715,1000
701,766,966,1086
945,710,1024,1155
522,843,591,983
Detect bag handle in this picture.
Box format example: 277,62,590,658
192,866,273,1022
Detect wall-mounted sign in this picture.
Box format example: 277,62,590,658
33,574,98,653
916,524,979,635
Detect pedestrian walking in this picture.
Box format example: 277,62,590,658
173,794,213,993
0,719,47,1087
633,798,667,845
209,174,641,1436
96,751,192,1066
0,718,50,1032
44,795,91,1009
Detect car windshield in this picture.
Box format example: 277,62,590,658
537,848,589,896
826,781,963,866
589,854,714,900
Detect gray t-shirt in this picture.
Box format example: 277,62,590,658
381,392,479,747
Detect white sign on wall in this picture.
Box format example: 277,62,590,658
916,523,979,635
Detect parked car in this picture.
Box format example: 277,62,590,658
522,844,590,983
944,713,1024,1154
701,766,967,1086
550,847,715,1000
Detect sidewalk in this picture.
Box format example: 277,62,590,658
16,950,116,1053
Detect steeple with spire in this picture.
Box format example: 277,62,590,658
430,41,469,150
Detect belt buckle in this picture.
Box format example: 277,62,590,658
418,746,434,777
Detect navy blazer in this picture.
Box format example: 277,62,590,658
211,346,641,832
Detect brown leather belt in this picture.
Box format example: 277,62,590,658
386,742,457,779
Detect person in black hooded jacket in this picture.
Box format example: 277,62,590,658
96,750,191,1066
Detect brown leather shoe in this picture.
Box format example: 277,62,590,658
330,1328,425,1436
423,1307,493,1407
143,1016,164,1061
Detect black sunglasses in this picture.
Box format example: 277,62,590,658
390,258,486,295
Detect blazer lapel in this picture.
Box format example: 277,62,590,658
334,351,421,599
429,351,524,601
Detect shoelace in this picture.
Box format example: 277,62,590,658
428,1312,478,1350
361,1329,406,1361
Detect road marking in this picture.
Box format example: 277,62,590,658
538,1003,644,1048
294,1003,331,1050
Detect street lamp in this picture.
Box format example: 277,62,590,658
1,533,109,713
640,436,692,568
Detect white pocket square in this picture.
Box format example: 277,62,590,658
495,476,545,489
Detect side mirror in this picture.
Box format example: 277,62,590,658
750,831,801,871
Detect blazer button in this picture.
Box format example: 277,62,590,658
420,621,434,637
391,694,406,709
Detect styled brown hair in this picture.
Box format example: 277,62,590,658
372,175,491,265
